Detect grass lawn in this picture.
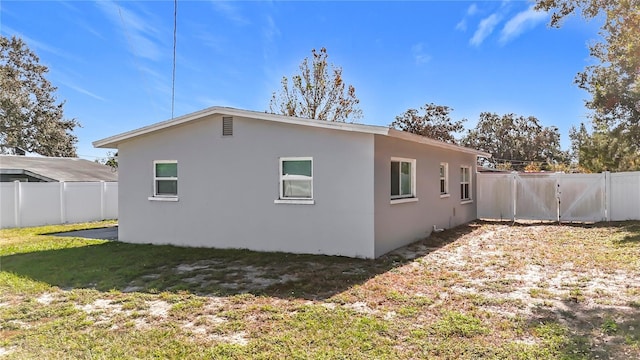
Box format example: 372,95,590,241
1,220,639,359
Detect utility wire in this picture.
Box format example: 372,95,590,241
171,0,177,119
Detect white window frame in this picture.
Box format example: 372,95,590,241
390,157,418,204
440,162,449,198
149,160,178,201
275,157,314,205
460,165,472,203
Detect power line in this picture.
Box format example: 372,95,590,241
171,0,177,119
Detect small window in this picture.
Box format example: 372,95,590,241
280,157,312,199
222,116,233,136
391,157,416,199
460,166,471,201
154,161,177,197
440,163,449,196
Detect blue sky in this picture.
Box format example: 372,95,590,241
1,1,601,160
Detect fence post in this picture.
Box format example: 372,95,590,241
100,181,106,220
556,174,561,224
13,180,21,228
604,172,611,222
60,182,66,224
511,172,517,222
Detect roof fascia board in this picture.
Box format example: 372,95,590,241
232,109,390,135
92,106,490,158
93,107,219,148
93,107,390,149
387,129,492,158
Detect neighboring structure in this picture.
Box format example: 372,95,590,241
94,107,489,258
0,155,117,182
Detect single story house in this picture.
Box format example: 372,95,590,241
93,107,489,258
0,155,117,182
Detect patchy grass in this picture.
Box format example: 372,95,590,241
1,220,639,359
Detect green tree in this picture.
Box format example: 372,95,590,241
390,103,466,144
96,151,118,170
1,35,79,156
269,47,362,123
536,0,640,171
569,122,640,172
461,112,568,171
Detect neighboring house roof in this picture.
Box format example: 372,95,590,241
93,106,491,158
0,155,117,182
478,166,510,173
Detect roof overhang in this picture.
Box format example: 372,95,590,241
387,129,491,158
93,106,491,158
0,169,57,182
93,107,389,149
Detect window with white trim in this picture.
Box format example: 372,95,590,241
391,157,416,199
154,161,178,197
440,163,449,196
460,166,471,201
279,157,313,199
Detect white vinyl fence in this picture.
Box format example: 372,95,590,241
478,171,640,222
0,181,117,229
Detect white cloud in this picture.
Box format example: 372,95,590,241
211,1,250,26
1,25,79,61
197,31,226,53
95,1,163,61
470,13,501,46
262,15,280,61
62,82,107,102
411,43,431,65
499,6,547,44
263,15,280,43
455,3,478,32
467,3,478,16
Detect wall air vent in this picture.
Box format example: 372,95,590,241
222,116,233,136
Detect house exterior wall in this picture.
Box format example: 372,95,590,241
373,135,478,257
117,115,376,258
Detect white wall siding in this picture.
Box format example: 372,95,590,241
0,181,118,228
117,115,376,258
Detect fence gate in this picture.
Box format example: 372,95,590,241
557,174,606,222
515,173,558,221
478,172,609,222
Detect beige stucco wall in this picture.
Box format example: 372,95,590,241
117,115,376,258
373,135,478,257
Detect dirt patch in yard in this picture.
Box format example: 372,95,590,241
119,221,637,356
374,221,640,358
2,220,639,358
72,294,248,344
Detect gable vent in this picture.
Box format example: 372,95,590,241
222,117,233,136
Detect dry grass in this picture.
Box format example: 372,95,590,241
1,220,639,359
